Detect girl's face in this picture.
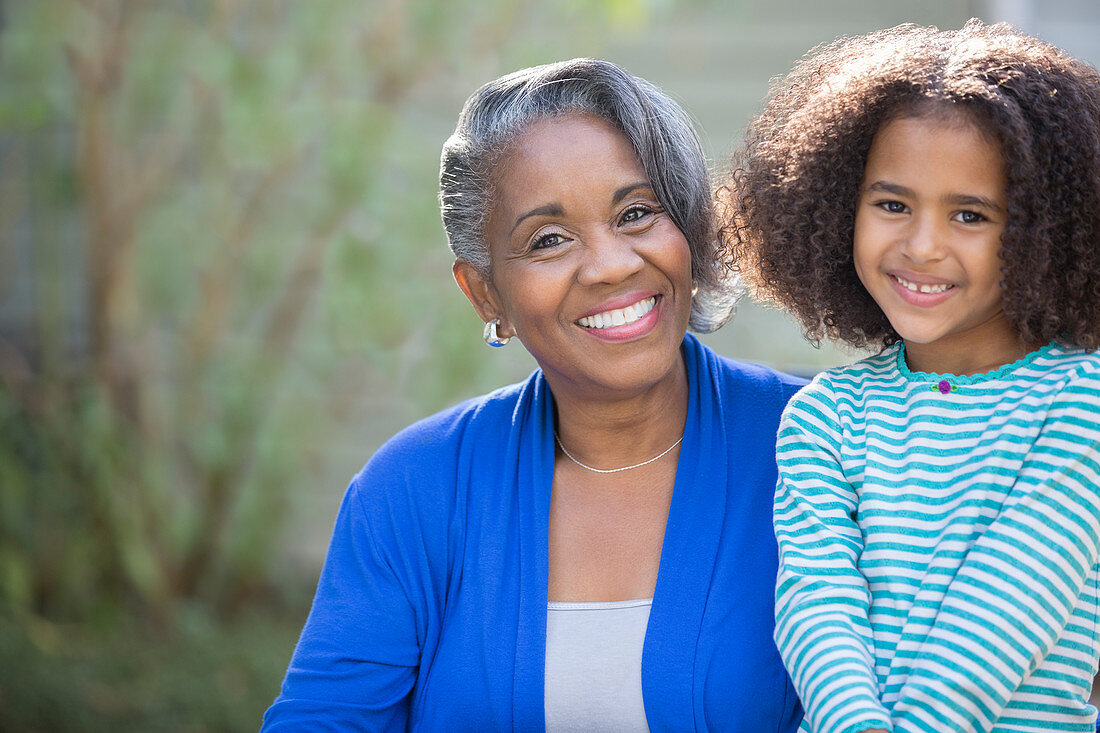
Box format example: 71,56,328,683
853,114,1030,375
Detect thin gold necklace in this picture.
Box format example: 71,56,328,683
554,431,684,474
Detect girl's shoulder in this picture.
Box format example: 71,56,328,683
1036,342,1100,377
805,341,1100,392
793,345,903,402
1026,344,1100,406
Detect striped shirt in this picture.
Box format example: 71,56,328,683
774,341,1100,733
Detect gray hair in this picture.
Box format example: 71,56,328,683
439,58,738,333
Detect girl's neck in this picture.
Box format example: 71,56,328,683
903,330,1045,376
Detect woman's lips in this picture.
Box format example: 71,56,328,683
576,295,661,341
576,296,656,329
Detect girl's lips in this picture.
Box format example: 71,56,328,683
888,273,956,306
576,295,662,342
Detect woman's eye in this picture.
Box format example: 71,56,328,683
878,200,907,214
532,232,566,250
953,210,986,224
620,205,654,225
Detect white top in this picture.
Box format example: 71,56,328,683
774,342,1100,732
544,598,652,732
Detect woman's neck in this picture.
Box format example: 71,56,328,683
548,359,689,473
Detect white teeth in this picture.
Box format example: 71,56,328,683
895,275,951,294
577,297,656,329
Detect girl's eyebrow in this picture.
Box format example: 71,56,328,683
865,181,1003,212
865,180,911,197
947,193,1004,212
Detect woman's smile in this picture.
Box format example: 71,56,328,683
575,294,660,341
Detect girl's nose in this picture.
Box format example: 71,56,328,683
900,218,946,263
576,232,645,286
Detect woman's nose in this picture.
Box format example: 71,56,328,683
575,231,645,286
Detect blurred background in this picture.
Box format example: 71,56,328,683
2,0,1099,730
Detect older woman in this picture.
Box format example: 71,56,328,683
262,59,804,731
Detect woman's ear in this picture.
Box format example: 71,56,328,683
453,259,514,337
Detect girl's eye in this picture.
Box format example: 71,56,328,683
532,232,567,250
878,200,908,214
953,210,987,224
620,205,654,225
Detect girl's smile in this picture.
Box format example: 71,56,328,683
891,274,952,296
853,113,1036,375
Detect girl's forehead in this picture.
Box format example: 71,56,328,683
862,116,1007,206
878,101,1000,147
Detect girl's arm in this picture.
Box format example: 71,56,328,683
260,471,423,731
774,381,894,733
889,372,1100,732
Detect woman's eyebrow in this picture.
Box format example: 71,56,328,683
511,203,564,234
611,182,653,205
509,182,654,235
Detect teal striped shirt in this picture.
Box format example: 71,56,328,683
774,342,1100,733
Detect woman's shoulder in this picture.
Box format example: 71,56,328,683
690,336,808,404
349,373,541,516
717,355,809,395
370,376,534,467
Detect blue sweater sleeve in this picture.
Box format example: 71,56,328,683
261,472,423,731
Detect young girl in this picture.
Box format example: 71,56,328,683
722,20,1100,733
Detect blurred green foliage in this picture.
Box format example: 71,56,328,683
0,0,666,728
0,0,1021,727
0,604,301,732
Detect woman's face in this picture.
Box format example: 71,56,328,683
456,112,694,401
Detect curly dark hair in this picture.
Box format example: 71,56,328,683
720,19,1100,350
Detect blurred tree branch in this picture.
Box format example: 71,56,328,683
0,0,650,623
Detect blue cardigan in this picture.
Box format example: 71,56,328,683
263,335,805,731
